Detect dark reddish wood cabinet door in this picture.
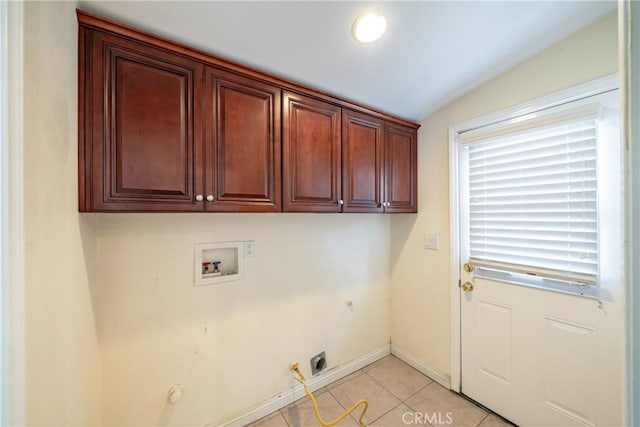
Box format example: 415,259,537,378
84,31,203,211
342,109,384,213
283,92,342,212
204,68,281,212
385,123,418,213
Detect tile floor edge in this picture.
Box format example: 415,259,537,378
210,345,392,427
390,346,451,389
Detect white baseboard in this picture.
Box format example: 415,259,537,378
391,346,451,389
211,345,391,427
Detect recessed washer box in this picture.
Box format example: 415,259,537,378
195,242,244,286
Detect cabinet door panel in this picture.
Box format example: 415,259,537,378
342,110,383,213
283,92,341,212
205,69,281,211
385,124,418,213
89,32,203,211
115,59,186,194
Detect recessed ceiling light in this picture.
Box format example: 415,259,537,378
352,11,387,44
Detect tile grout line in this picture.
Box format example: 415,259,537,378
356,368,401,425
325,369,377,426
368,401,404,426
402,380,438,412
401,381,437,427
277,408,291,427
253,356,506,427
476,412,489,427
361,359,426,426
324,382,351,422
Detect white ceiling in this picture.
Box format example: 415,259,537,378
78,1,616,122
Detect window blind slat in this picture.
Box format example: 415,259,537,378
471,149,596,174
466,117,599,284
472,205,598,214
470,224,596,233
470,189,596,201
470,239,597,254
470,126,596,155
469,135,596,165
470,171,596,191
470,155,596,177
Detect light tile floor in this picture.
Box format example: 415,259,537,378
247,355,513,427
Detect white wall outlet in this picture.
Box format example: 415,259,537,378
244,240,256,258
424,234,440,250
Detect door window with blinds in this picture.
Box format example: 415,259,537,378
458,91,620,297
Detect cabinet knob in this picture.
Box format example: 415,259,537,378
206,195,214,202
337,199,344,205
195,194,204,202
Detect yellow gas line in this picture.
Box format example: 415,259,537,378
290,362,368,427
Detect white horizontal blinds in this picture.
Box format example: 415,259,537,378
466,115,599,285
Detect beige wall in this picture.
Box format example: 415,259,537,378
23,2,102,425
19,3,618,425
390,11,618,379
20,3,390,425
96,213,390,426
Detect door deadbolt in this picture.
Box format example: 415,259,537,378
463,262,474,273
461,281,474,292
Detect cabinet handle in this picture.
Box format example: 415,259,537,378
384,202,390,207
337,199,344,205
195,194,204,202
206,195,214,202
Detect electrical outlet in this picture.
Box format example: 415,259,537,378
244,240,255,258
310,351,326,375
424,234,440,250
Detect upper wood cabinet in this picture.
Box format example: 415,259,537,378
283,91,342,212
78,10,419,214
342,109,384,213
204,68,281,212
384,123,418,213
79,31,281,212
342,110,418,213
80,30,204,212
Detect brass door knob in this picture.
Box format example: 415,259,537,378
463,262,474,273
461,281,474,292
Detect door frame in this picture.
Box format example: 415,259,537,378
2,1,26,425
620,2,640,425
448,73,619,394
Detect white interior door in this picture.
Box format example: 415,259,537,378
459,90,623,426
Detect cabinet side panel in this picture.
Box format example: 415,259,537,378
78,26,90,211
